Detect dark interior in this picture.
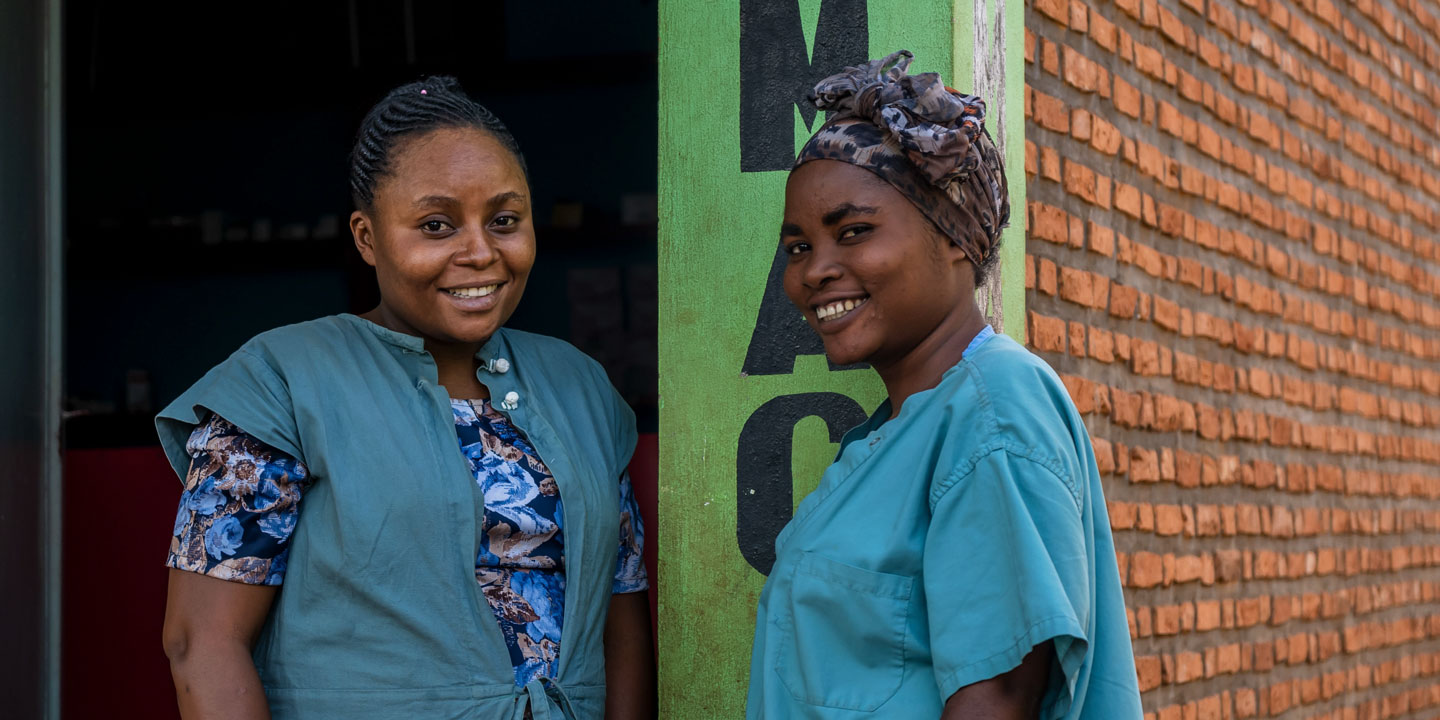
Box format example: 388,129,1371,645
63,0,659,444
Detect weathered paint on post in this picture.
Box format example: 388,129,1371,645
957,0,1027,339
657,1,1022,714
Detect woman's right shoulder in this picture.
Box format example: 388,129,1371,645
232,315,367,368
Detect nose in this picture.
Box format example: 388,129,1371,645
455,226,499,268
801,243,842,289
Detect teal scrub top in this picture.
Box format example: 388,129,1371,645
746,331,1142,719
156,315,636,720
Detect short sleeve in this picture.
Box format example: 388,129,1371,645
167,414,312,585
612,472,649,593
924,448,1091,709
155,346,304,484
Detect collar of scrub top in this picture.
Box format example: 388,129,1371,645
347,314,521,410
964,325,995,359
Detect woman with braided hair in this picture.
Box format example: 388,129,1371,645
745,52,1142,719
159,76,654,720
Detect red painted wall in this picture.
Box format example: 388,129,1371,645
62,447,180,720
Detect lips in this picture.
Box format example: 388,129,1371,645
813,295,870,323
440,282,505,311
442,283,500,299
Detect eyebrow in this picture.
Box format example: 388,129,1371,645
411,191,528,212
488,191,528,208
821,203,879,226
779,203,879,239
412,194,459,211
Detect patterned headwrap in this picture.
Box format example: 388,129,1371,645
794,50,1009,268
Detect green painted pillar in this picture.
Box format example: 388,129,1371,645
657,0,1024,714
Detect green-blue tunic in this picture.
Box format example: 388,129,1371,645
157,314,636,720
746,333,1142,719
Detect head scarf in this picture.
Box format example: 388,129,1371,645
794,50,1009,268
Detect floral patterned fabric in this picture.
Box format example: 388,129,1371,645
168,416,310,585
167,399,647,688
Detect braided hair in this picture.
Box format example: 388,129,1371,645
349,76,528,210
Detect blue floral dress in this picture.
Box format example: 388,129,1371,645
167,398,648,688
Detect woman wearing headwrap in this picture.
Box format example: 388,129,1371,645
745,52,1142,719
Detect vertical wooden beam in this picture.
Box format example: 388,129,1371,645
956,0,1027,340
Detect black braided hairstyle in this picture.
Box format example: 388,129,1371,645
348,75,528,211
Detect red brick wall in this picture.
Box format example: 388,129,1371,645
1023,0,1440,714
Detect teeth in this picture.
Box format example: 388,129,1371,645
815,297,868,322
446,285,499,299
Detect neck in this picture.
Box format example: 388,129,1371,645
362,305,489,399
426,339,487,398
872,298,987,419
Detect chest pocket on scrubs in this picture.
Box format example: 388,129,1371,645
773,551,914,711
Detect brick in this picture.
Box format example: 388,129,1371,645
1088,326,1114,363
1113,76,1141,118
1136,655,1161,692
1035,0,1069,25
1030,312,1066,353
1040,145,1061,182
1174,651,1204,683
1068,0,1088,31
1037,257,1057,295
1059,266,1092,307
1115,182,1142,218
1134,42,1164,79
1089,9,1117,51
1063,159,1097,204
1153,296,1181,331
1155,504,1184,536
1090,115,1123,156
1032,90,1070,133
1070,108,1091,141
1110,285,1139,318
1030,202,1068,245
1042,38,1060,75
1062,45,1100,92
1131,551,1164,587
1087,221,1115,257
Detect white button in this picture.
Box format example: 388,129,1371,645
499,391,520,411
493,358,511,374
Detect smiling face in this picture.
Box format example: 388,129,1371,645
350,126,534,348
781,159,976,369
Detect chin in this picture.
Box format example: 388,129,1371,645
434,316,503,345
819,339,873,368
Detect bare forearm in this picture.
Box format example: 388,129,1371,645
939,693,1035,720
164,570,276,720
169,639,271,720
604,592,656,720
940,643,1052,720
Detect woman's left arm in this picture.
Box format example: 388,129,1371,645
605,471,655,718
924,450,1089,716
939,643,1053,720
603,591,655,719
